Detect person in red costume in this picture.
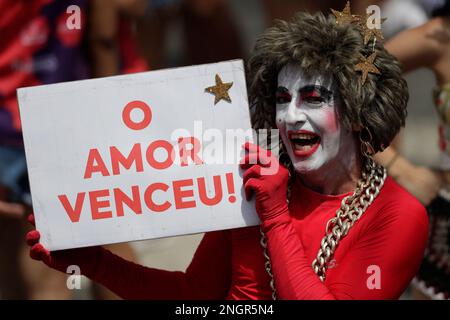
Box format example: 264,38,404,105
26,4,429,300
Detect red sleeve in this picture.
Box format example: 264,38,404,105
261,201,428,300
89,230,231,299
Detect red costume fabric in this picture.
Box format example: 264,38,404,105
29,175,428,300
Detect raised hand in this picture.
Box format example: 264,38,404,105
240,142,290,221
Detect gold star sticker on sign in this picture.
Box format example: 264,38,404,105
331,1,359,26
358,14,387,45
355,53,381,85
205,74,233,105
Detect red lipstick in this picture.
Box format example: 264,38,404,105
288,130,321,157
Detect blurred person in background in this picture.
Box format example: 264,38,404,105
381,0,428,38
136,0,243,69
179,0,242,65
89,0,148,77
261,0,383,23
135,0,180,69
0,0,147,299
0,0,90,300
262,0,347,22
374,0,450,299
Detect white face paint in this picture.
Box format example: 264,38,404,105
276,63,357,177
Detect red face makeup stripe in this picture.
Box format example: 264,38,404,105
276,92,292,99
300,90,321,99
299,85,332,101
276,87,292,104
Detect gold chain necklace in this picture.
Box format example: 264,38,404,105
260,156,387,300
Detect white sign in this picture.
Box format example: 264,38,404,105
18,59,259,251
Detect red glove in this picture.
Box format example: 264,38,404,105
26,214,103,278
240,142,290,221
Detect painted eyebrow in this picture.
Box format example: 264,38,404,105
299,85,332,100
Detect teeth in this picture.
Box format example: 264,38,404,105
291,133,316,139
294,144,313,151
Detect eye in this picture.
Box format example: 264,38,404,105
299,85,332,106
303,96,325,104
275,87,292,104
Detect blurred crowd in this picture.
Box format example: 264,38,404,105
0,0,447,299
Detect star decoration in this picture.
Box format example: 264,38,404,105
331,1,360,26
205,74,233,105
358,14,387,45
355,53,381,85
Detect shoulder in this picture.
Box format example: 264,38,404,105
369,176,428,236
376,176,427,219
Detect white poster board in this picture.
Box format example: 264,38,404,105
18,59,259,251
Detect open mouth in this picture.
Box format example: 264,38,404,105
288,130,321,157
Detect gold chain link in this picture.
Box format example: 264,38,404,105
312,157,386,281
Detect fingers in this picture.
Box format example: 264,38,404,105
30,243,42,260
30,243,52,265
243,164,261,185
243,142,272,157
30,243,45,260
240,154,269,169
243,165,263,201
243,141,257,152
27,214,35,227
26,230,41,246
243,142,271,155
27,226,52,267
244,178,260,201
240,143,272,169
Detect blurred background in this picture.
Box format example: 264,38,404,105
0,0,444,300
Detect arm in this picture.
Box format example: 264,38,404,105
91,230,232,299
261,201,428,299
385,21,441,73
27,215,231,299
0,199,24,218
261,214,331,299
375,147,443,205
89,0,120,77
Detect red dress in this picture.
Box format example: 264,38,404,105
87,176,428,300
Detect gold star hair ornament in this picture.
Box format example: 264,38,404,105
205,74,233,105
331,1,360,26
358,14,387,45
355,52,381,85
330,2,386,86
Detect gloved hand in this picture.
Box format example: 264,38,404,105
240,142,290,221
26,214,103,278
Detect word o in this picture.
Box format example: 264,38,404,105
122,100,152,130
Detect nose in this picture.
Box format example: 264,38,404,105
285,99,307,126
